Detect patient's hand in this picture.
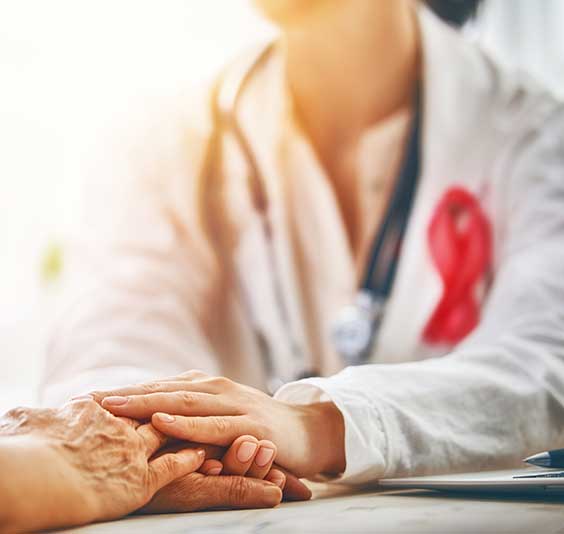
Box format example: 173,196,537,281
143,435,311,513
93,370,346,479
0,399,205,531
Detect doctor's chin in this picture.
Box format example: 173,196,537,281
2,0,564,532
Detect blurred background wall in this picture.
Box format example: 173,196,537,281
0,0,563,411
0,0,274,410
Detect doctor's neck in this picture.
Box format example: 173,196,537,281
281,0,420,153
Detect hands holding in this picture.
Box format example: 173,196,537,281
93,370,346,479
0,400,205,531
143,434,310,514
0,369,344,531
0,393,312,532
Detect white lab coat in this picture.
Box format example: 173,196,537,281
41,8,564,483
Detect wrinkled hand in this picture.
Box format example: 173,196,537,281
92,371,345,478
0,400,204,529
144,435,311,513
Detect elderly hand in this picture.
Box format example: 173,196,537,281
0,399,205,531
93,371,346,478
142,435,311,513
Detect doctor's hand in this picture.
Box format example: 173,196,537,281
92,371,346,479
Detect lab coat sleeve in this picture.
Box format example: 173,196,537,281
40,90,221,406
276,105,564,484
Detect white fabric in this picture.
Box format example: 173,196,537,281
41,7,564,484
477,0,564,97
276,9,564,483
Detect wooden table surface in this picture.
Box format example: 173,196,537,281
55,482,564,534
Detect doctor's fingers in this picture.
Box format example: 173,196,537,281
90,377,226,404
171,369,209,381
143,370,209,384
151,413,261,448
101,391,243,419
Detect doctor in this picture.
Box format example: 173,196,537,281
44,0,564,484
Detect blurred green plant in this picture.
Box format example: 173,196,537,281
41,241,64,285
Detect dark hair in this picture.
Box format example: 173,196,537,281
424,0,484,27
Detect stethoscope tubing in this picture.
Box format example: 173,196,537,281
201,42,422,387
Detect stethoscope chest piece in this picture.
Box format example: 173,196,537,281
331,290,385,367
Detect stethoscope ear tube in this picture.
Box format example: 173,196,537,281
201,45,421,389
198,43,275,255
202,43,310,391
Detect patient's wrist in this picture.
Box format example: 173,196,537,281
0,444,15,529
0,435,81,532
0,436,47,530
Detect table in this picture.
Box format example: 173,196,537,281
56,482,564,534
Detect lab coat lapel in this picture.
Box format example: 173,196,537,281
235,49,311,383
375,7,491,362
280,115,355,377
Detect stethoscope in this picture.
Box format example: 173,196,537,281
202,43,421,391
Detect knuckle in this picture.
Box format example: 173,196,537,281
88,391,103,402
211,416,231,434
77,397,98,409
247,417,268,439
4,406,30,421
213,376,233,389
227,477,250,505
163,454,181,475
138,395,153,408
143,382,163,394
72,400,100,421
92,405,114,424
167,474,196,502
179,417,196,434
2,407,34,432
2,407,59,435
180,391,198,405
181,369,208,379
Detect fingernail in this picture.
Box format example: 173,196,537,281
237,441,258,463
269,472,285,488
155,413,175,423
102,396,128,406
206,467,222,476
255,447,275,467
197,449,206,458
263,485,282,505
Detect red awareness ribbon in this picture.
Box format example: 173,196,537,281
423,187,491,345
